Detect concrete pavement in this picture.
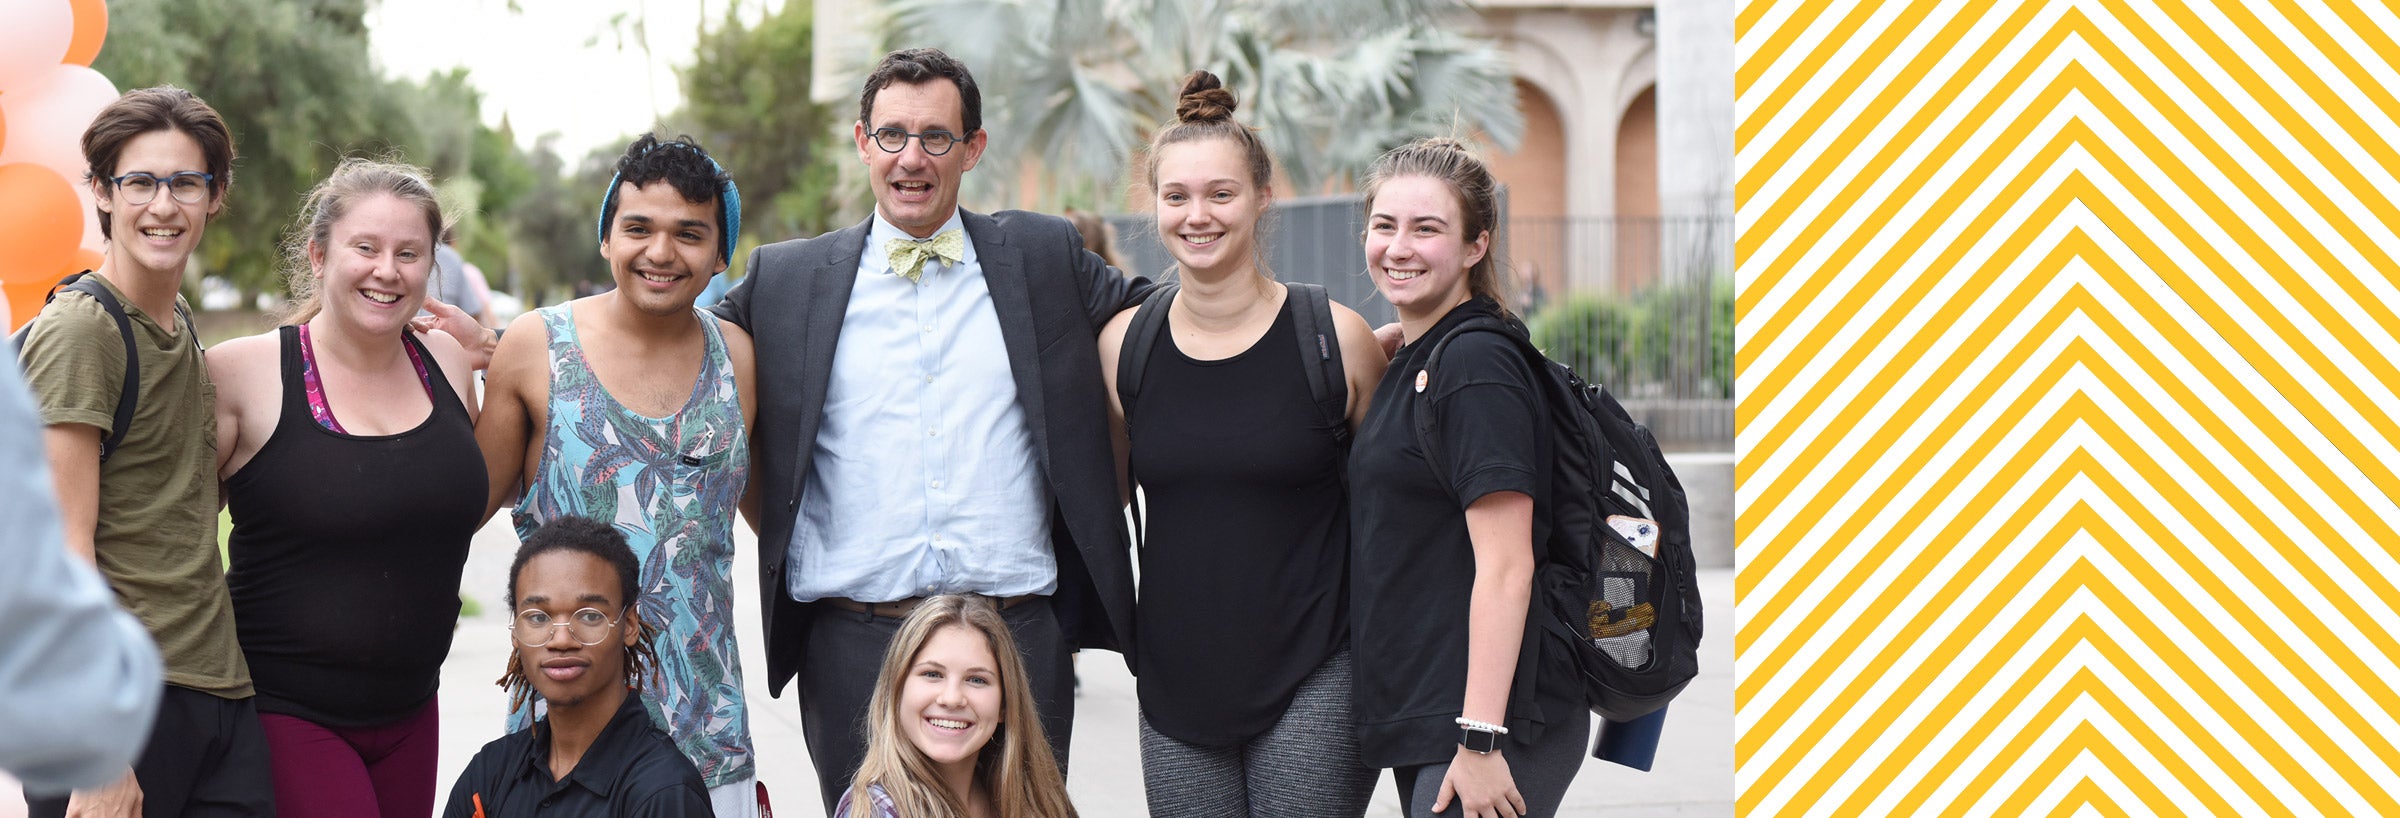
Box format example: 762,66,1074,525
0,513,1732,817
438,516,1735,817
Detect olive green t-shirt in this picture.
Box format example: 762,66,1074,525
20,275,251,698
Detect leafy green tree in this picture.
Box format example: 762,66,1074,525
95,0,407,300
879,0,1523,209
500,136,618,302
666,0,851,258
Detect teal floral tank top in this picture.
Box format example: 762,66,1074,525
510,303,754,788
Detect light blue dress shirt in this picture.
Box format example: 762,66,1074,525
787,211,1057,603
0,361,162,792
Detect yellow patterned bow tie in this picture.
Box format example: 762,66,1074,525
886,229,965,283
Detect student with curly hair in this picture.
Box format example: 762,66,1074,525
470,131,763,816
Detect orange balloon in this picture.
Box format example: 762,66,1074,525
68,246,103,275
65,0,108,67
0,106,9,155
0,163,82,284
4,280,55,334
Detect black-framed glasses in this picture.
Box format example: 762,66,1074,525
870,128,963,156
110,171,214,206
511,607,620,647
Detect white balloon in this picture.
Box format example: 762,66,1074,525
0,64,120,186
0,0,73,93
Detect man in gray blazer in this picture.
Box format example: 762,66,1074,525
710,47,1149,814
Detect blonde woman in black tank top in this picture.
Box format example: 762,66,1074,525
1095,71,1389,818
207,159,487,818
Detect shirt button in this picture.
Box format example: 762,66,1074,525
924,375,935,384
922,324,934,333
927,427,938,436
931,480,942,489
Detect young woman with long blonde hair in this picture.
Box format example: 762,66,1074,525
839,595,1078,818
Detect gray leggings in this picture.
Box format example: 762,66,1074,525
1392,706,1590,818
1139,648,1377,818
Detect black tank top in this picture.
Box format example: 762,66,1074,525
225,326,486,727
1130,299,1350,746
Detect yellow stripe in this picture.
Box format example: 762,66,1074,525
1738,0,2400,812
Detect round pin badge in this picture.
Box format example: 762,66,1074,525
1415,369,1429,393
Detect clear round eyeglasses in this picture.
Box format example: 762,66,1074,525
511,607,621,647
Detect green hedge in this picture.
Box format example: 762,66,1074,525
1523,280,1733,399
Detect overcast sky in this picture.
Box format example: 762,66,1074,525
366,0,785,161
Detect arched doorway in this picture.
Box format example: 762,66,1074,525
1486,78,1569,310
1615,84,1659,292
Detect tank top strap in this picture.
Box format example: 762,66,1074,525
274,325,311,424
537,303,586,372
695,309,736,402
696,308,729,375
403,330,468,421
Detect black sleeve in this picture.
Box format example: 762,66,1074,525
1063,219,1154,328
629,783,717,818
439,756,490,818
1427,332,1544,509
707,244,763,332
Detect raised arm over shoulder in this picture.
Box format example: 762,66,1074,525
707,246,766,333
473,311,551,523
1329,301,1389,428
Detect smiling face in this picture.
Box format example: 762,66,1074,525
897,624,1004,782
856,80,987,238
511,550,636,712
600,180,725,317
1366,174,1488,325
308,192,435,334
95,129,221,281
1154,137,1270,278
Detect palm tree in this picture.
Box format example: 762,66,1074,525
877,0,1523,208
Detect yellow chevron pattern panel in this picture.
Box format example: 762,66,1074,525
1734,1,2400,814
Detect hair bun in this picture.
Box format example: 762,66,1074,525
1175,70,1239,124
1417,136,1473,154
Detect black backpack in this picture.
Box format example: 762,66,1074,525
1412,315,1702,723
1114,281,1349,544
9,271,192,463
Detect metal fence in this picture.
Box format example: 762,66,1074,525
1106,199,1734,451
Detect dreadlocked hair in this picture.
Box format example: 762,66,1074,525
491,516,664,708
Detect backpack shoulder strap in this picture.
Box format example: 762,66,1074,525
1114,282,1179,433
71,275,141,464
1283,282,1350,446
1409,316,1529,487
17,273,141,463
1114,282,1178,552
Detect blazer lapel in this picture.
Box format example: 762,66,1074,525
965,210,1051,474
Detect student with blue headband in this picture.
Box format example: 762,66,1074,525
472,132,768,817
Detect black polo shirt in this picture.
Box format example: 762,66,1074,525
442,693,711,817
1347,297,1579,769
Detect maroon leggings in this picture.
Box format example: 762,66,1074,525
257,698,440,818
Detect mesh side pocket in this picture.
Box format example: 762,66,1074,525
1589,538,1657,669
